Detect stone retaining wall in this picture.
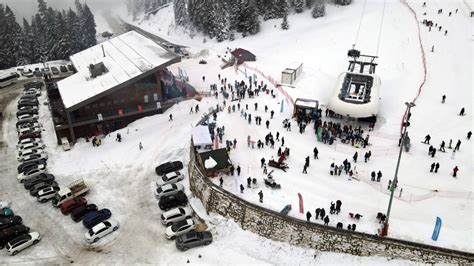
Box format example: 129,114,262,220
188,145,473,264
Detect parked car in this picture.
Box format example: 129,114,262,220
0,216,22,230
17,114,39,120
16,118,39,128
37,186,61,203
23,173,54,190
17,168,46,183
165,218,196,240
0,224,30,249
67,64,74,71
159,191,188,211
19,94,38,100
17,126,41,136
161,207,193,226
59,65,68,73
17,137,42,147
60,197,87,215
83,209,112,229
51,67,59,75
18,162,46,176
33,70,42,77
17,159,47,174
18,131,41,141
16,108,38,117
0,208,14,217
6,231,41,255
24,81,43,89
17,148,45,162
52,179,89,207
17,99,38,106
156,171,184,187
155,183,184,199
155,161,184,176
17,105,38,112
29,181,58,196
41,67,50,75
17,141,44,151
17,122,41,131
24,89,41,97
71,204,97,222
175,230,213,251
85,219,119,243
20,153,47,163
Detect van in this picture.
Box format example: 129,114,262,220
61,137,71,151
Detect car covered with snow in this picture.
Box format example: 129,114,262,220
17,137,41,147
17,148,46,162
156,171,184,186
6,231,41,255
85,219,119,243
37,186,61,203
165,218,196,240
20,153,48,163
155,183,184,199
161,207,193,226
16,168,46,183
17,159,47,174
17,141,45,151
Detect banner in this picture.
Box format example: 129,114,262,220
138,105,142,112
280,99,284,113
431,217,442,241
298,193,304,214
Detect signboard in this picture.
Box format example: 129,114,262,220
156,102,161,109
97,113,103,121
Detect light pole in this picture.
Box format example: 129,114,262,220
381,101,415,236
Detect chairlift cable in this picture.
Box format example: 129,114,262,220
375,0,388,56
353,0,368,48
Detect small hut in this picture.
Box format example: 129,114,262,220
231,48,256,65
294,98,319,121
197,148,232,177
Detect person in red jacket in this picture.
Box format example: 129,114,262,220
452,166,459,177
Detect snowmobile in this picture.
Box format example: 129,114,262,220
268,159,289,172
264,178,281,189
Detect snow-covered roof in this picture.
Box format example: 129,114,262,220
192,126,212,146
295,98,318,109
204,157,218,169
57,30,179,110
287,62,302,70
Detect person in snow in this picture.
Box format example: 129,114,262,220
219,177,223,187
428,145,434,155
324,216,330,225
276,132,280,141
454,139,461,151
441,95,446,103
439,141,446,152
337,222,343,229
237,165,241,176
305,156,310,166
139,142,143,150
353,152,358,163
351,224,356,231
254,102,258,111
247,177,252,188
116,133,122,142
266,120,270,129
330,202,336,214
335,200,342,214
435,162,440,173
423,134,431,144
261,158,266,168
265,105,268,112
431,45,434,52
430,162,435,172
306,211,312,222
270,110,275,119
320,208,326,220
432,146,438,156
230,165,235,175
459,107,465,116
330,163,335,175
240,184,245,193
444,30,448,35
371,171,376,181
376,171,382,182
303,163,308,174
281,137,285,147
258,190,264,203
467,131,472,140
263,165,267,174
313,147,319,159
169,114,173,121
315,208,321,220
452,166,459,177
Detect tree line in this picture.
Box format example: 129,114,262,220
0,0,97,70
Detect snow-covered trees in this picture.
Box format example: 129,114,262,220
312,0,326,18
306,0,315,9
295,0,305,13
173,0,188,26
0,5,22,69
281,14,289,30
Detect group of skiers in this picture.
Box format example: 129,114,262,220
305,200,348,229
422,2,460,53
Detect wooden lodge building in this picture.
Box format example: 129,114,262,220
50,30,192,143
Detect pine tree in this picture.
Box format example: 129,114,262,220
66,8,82,55
306,0,315,9
281,13,289,30
274,0,289,18
17,18,35,65
81,4,97,48
312,0,325,18
0,5,22,68
173,0,188,26
237,0,260,36
295,0,304,13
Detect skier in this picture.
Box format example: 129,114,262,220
315,208,321,220
330,163,335,175
247,177,252,188
371,171,376,181
254,102,258,111
431,45,434,52
306,211,312,222
439,141,445,152
428,145,434,155
258,190,264,203
265,105,268,112
169,114,173,121
303,163,308,174
116,133,122,142
261,158,266,168
240,184,244,193
351,224,356,231
448,139,453,149
320,208,326,220
139,142,143,150
376,171,382,182
237,165,241,176
364,152,369,163
313,147,319,159
270,110,275,119
423,134,431,144
219,177,223,187
335,200,342,214
337,222,343,229
323,216,330,225
347,224,351,230
452,166,459,177
230,165,235,175
468,131,472,140
330,202,336,214
441,95,446,103
431,147,437,157
266,120,270,129
435,162,440,173
263,165,267,174
454,139,461,151
281,137,285,146
430,162,435,172
305,156,310,166
352,152,358,163
459,107,465,116
276,131,280,141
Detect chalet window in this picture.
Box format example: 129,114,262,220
144,95,149,103
153,93,158,101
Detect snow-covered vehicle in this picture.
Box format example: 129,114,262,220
155,183,185,199
165,218,196,240
16,168,46,183
52,178,89,207
85,219,119,243
156,171,184,186
17,114,38,121
17,138,42,148
17,141,45,151
20,153,47,163
37,186,60,203
161,207,193,226
17,148,46,162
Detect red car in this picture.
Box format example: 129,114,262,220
60,197,87,215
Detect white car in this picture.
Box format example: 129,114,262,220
21,153,48,163
18,105,38,111
18,126,41,135
37,186,60,203
155,183,184,199
17,168,46,183
17,114,39,121
165,218,196,240
17,148,45,162
6,231,41,256
156,171,184,186
0,201,10,209
161,207,193,226
24,89,41,97
85,219,120,243
17,138,42,147
17,142,45,151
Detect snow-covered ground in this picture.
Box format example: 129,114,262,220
1,0,472,264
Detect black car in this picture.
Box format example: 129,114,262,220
29,181,58,196
23,173,55,190
159,191,188,211
24,81,43,89
51,67,59,75
155,161,184,176
67,64,74,72
0,216,23,230
16,118,38,127
18,132,41,140
17,159,47,174
60,65,68,73
71,204,98,222
17,109,38,116
0,224,30,249
20,95,38,101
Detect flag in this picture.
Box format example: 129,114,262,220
431,217,442,241
298,193,304,214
